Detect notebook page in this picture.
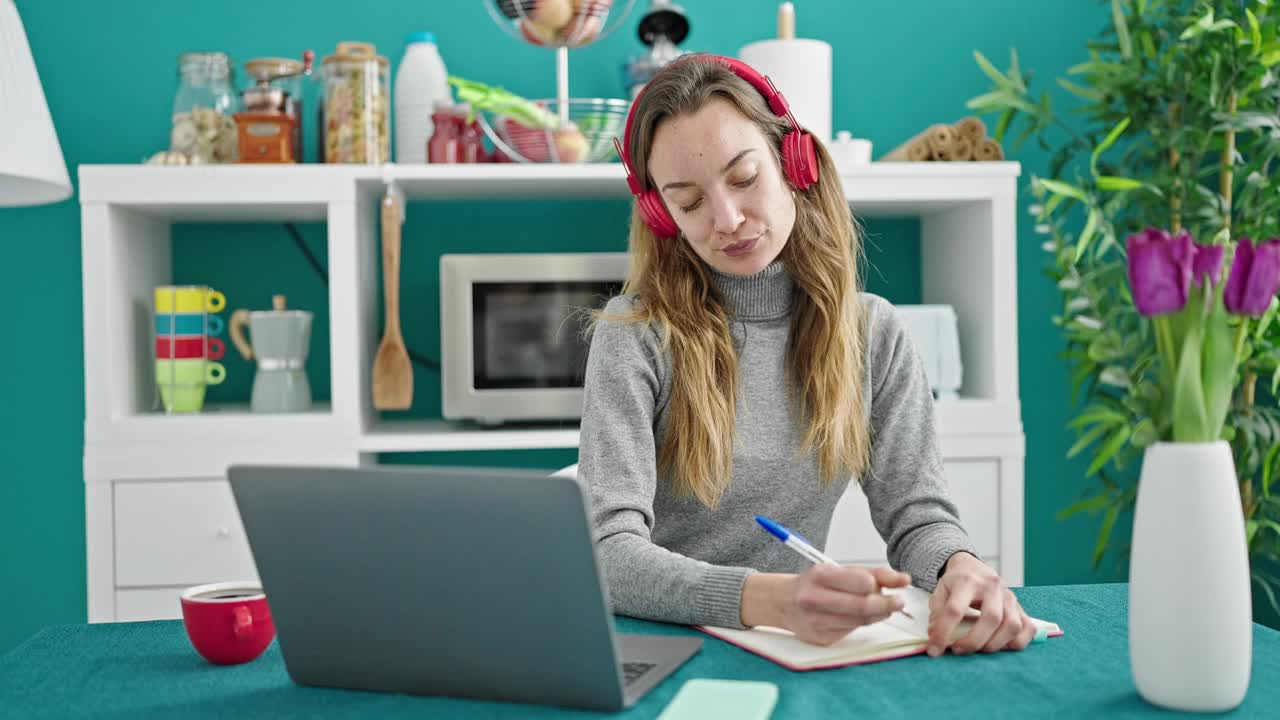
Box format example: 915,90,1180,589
882,585,935,635
881,585,1062,639
701,585,1063,669
702,620,924,668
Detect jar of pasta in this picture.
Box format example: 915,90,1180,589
319,42,390,163
170,52,239,163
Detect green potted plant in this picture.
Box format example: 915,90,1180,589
966,0,1280,711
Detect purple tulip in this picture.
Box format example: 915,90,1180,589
1224,237,1280,316
1127,227,1194,316
1191,240,1225,288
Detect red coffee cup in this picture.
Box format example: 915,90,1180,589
180,581,275,665
157,336,225,360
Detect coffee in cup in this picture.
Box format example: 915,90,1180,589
180,581,276,665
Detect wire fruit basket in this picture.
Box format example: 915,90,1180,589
482,0,637,129
485,0,635,49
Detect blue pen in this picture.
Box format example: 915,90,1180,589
756,515,914,619
755,515,840,566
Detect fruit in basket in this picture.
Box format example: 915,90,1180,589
573,0,613,15
560,4,605,47
448,75,627,163
572,0,613,13
502,117,551,162
520,17,559,46
530,0,573,30
558,0,611,46
553,124,590,163
499,0,613,47
488,0,633,51
498,0,573,25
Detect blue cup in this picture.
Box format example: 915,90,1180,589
156,313,224,337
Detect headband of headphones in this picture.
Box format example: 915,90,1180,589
612,54,804,196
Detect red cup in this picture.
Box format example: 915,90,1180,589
180,581,275,665
156,336,225,360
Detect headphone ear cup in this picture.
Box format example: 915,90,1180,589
783,131,819,190
638,189,680,239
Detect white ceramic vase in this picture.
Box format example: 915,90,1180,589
1129,440,1252,712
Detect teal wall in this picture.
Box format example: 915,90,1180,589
1,0,1148,655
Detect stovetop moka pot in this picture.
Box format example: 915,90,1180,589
229,294,313,413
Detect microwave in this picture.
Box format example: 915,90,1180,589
440,252,630,425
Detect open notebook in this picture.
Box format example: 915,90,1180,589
697,585,1063,671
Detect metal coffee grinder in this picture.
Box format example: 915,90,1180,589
229,294,313,413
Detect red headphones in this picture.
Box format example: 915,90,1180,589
612,54,819,239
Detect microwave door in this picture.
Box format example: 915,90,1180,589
465,280,621,422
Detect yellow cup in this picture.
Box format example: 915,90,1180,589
155,286,226,314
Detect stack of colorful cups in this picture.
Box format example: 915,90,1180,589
154,285,228,413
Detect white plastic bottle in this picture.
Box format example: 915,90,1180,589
394,32,450,164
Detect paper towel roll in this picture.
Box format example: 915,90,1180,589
976,138,1005,161
738,38,832,145
924,124,956,157
954,116,986,145
882,130,932,162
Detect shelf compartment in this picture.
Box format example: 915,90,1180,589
88,403,337,447
78,165,372,221
80,201,349,447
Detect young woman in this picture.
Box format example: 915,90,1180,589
579,54,1036,657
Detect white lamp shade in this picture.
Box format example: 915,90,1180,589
0,0,71,207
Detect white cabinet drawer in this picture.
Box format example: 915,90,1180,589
824,459,1000,565
116,587,185,622
114,479,259,587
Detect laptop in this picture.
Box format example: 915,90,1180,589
226,463,702,711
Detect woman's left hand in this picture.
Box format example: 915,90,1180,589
925,551,1037,657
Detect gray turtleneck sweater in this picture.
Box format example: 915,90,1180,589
578,260,978,630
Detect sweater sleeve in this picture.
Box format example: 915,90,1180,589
859,296,980,591
578,297,755,629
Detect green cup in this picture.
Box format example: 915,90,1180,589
156,360,226,413
158,384,209,414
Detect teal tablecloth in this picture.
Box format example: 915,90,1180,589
2,584,1277,718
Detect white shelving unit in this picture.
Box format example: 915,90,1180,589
79,161,1025,623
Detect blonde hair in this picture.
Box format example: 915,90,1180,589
594,55,870,508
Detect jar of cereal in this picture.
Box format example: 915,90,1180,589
319,42,390,163
170,52,239,163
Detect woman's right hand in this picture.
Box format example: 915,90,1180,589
780,565,912,645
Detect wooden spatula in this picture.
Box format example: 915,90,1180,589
373,187,413,410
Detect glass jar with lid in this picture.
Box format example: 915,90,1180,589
170,51,239,163
319,42,389,163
